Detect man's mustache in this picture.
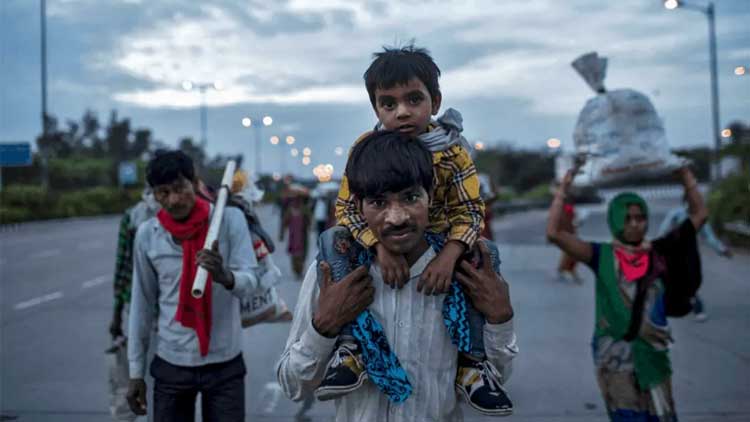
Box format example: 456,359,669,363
382,224,416,237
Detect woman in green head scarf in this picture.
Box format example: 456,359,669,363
547,165,707,422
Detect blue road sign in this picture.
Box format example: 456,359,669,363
118,161,138,186
0,142,32,167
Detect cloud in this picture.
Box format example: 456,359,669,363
94,0,748,118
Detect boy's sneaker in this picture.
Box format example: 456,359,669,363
455,356,513,416
315,341,368,401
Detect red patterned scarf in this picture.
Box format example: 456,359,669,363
613,241,651,282
157,197,212,356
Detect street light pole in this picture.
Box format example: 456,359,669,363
199,86,208,148
706,3,721,181
40,0,47,135
241,115,272,177
183,81,222,150
664,0,722,181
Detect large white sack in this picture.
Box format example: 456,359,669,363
572,52,683,185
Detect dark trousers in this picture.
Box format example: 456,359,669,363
150,354,246,422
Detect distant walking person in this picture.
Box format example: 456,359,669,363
658,196,732,321
557,198,582,284
547,164,707,422
108,188,159,421
127,151,259,422
280,184,312,279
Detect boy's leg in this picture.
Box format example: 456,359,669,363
150,355,198,422
200,354,246,422
455,239,513,416
315,226,368,401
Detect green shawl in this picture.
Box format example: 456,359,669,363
596,193,671,390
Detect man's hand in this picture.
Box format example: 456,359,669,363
375,242,409,288
455,242,513,324
312,262,375,337
126,378,147,415
196,240,234,290
418,241,463,295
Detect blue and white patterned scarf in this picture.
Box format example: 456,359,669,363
349,232,471,403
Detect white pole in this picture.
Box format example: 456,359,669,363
191,160,237,298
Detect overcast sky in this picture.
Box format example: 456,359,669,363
2,0,748,178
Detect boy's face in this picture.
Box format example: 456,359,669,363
153,175,197,220
373,77,441,136
359,185,430,257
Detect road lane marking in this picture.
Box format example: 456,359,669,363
29,249,62,260
82,275,109,289
14,291,64,310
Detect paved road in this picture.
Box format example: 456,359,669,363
1,202,748,421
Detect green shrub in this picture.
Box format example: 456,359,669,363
708,172,750,246
520,183,553,202
1,186,143,223
48,157,113,190
0,207,33,224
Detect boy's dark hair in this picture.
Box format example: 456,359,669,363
146,150,196,187
346,130,433,199
364,44,441,108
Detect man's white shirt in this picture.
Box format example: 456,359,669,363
276,247,518,422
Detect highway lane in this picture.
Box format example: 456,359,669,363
1,202,748,421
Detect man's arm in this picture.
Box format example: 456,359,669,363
277,261,374,401
276,262,338,401
454,242,518,383
127,224,158,380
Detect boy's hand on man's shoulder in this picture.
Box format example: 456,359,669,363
418,251,455,295
418,240,464,296
375,243,410,289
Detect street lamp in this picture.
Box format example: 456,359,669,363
334,146,344,156
241,114,273,177
546,138,562,149
183,80,222,148
663,0,722,181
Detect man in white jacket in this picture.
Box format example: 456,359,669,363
276,131,518,421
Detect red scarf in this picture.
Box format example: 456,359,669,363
613,246,650,282
157,197,212,356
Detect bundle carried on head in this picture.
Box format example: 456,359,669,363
572,52,683,186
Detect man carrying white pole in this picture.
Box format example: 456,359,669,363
127,151,258,421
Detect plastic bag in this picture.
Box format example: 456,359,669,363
240,236,292,327
572,52,683,185
106,337,137,421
